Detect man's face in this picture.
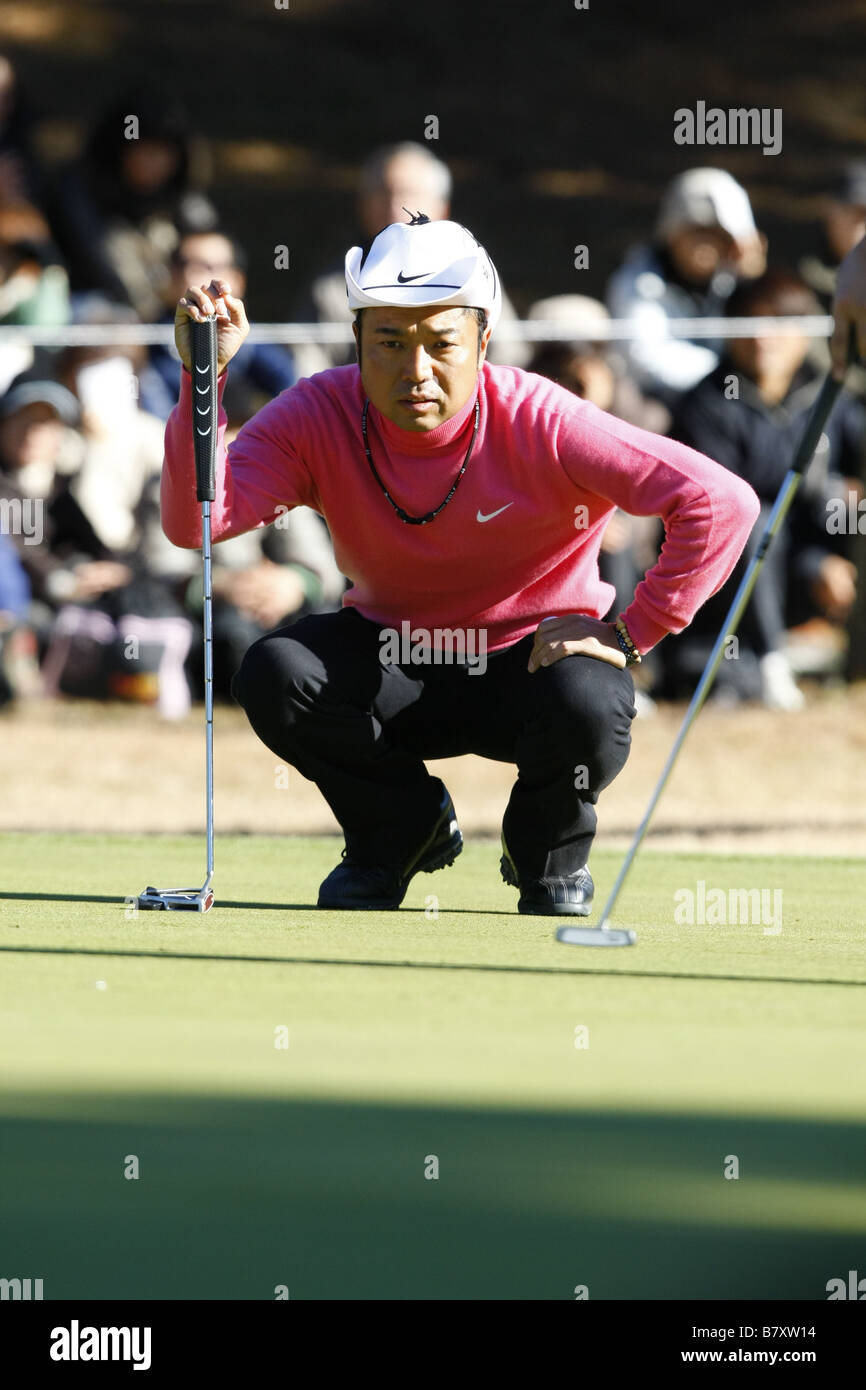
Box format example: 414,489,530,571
558,351,615,411
667,225,736,285
729,311,808,386
825,200,866,263
359,153,449,238
0,402,64,470
171,234,245,301
355,305,490,432
122,139,180,195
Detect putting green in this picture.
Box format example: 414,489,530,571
1,833,864,1299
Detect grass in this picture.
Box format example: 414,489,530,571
1,833,864,1299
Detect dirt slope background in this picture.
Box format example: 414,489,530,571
4,686,864,856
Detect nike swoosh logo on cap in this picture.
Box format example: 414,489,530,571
397,270,432,283
476,504,513,523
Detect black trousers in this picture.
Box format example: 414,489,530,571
232,608,636,877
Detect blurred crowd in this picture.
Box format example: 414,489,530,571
0,59,864,717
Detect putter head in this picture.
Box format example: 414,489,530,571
556,923,636,947
137,885,214,913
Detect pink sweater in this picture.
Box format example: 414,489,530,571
162,361,760,653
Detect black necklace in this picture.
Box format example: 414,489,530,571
361,397,480,526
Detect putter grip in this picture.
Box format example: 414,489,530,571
191,316,218,502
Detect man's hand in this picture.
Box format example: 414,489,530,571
729,230,768,280
831,237,866,378
175,277,249,376
72,560,132,600
215,561,306,630
528,614,627,672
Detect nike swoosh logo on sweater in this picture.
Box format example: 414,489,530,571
476,504,513,523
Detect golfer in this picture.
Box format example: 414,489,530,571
162,216,760,915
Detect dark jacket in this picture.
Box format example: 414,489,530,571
139,315,297,422
668,358,865,638
0,466,110,606
671,357,864,512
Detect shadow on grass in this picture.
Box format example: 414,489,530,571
0,1092,862,1299
0,891,499,914
0,942,863,988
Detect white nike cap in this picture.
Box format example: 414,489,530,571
656,168,757,243
345,216,502,332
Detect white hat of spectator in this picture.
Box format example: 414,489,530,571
345,215,502,331
528,294,611,341
655,168,757,243
0,376,80,427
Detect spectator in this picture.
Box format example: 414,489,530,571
184,507,346,700
139,229,297,421
0,360,200,717
295,141,528,374
0,372,129,620
800,160,866,310
0,202,71,393
0,529,29,619
0,55,42,206
606,167,767,407
56,333,167,556
49,300,341,701
526,295,666,712
526,295,670,432
831,215,866,373
830,204,866,679
0,204,69,324
137,402,346,698
665,270,864,709
0,531,37,706
48,89,217,320
800,160,866,397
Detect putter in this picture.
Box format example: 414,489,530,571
558,332,857,949
136,315,218,913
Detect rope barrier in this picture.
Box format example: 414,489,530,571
0,315,836,349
